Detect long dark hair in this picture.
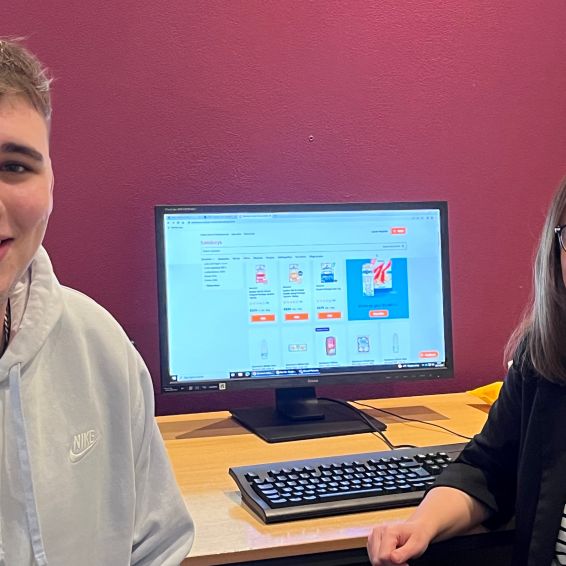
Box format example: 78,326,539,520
504,177,566,381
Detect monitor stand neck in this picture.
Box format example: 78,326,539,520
276,387,325,421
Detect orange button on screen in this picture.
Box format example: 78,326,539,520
284,313,309,321
419,350,439,358
369,309,389,318
250,314,276,322
317,311,342,320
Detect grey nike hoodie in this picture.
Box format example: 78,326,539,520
0,247,194,565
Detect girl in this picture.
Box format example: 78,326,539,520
367,177,566,566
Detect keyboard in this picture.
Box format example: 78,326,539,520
229,442,465,523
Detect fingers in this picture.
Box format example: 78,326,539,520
389,531,427,564
367,522,430,566
367,523,406,566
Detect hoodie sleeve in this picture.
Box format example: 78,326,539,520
129,352,194,566
430,359,524,529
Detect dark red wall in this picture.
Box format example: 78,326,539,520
5,2,566,414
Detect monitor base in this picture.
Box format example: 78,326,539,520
231,399,386,443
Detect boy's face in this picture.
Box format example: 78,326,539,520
0,95,53,303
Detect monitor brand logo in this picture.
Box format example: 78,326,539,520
69,429,99,463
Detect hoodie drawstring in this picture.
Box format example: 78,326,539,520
9,364,48,566
0,395,4,566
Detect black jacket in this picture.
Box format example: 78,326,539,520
435,357,566,566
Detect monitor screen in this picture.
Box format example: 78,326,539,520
155,201,453,442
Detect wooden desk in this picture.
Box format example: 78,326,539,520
157,392,492,565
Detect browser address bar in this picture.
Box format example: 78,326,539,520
201,242,407,252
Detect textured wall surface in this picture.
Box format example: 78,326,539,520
4,2,566,415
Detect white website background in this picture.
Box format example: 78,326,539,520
163,209,446,381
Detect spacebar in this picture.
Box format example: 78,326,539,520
318,487,394,501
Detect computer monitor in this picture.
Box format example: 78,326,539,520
155,201,453,443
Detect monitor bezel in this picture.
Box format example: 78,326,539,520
155,200,454,395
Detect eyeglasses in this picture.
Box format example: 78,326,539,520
555,224,566,252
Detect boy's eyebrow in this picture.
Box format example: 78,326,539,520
0,142,44,163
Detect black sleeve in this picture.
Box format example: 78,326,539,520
431,361,524,529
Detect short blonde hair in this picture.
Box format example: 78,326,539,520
0,38,52,122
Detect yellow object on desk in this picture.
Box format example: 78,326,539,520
467,381,503,405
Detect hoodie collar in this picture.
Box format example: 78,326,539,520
0,246,63,382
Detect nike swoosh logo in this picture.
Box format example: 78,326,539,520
69,430,99,463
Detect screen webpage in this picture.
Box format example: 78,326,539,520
162,208,447,390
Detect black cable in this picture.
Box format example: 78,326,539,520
319,397,417,450
351,399,473,442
